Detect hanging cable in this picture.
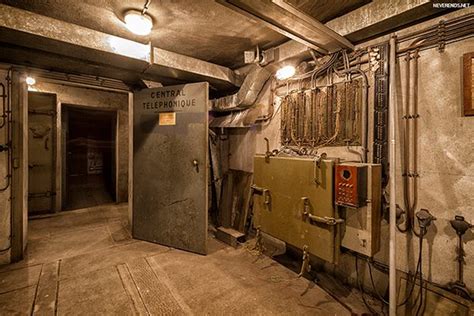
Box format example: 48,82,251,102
367,258,389,305
355,256,385,315
415,223,427,316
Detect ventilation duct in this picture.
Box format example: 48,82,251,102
210,65,271,112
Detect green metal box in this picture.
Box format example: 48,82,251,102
252,155,341,264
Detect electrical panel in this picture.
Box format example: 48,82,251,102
335,164,367,208
338,163,382,257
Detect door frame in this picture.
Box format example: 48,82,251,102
11,71,28,261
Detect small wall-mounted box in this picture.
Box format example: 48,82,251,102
337,163,382,257
335,164,368,208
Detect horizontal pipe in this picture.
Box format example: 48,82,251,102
397,12,474,42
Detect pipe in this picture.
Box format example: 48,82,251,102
0,83,6,128
409,50,419,216
401,52,412,232
0,70,12,192
397,19,474,55
211,64,271,112
397,13,474,42
388,34,397,316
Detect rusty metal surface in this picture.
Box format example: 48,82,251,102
252,155,340,263
28,92,56,214
133,83,208,255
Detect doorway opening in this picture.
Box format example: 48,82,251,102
63,106,117,210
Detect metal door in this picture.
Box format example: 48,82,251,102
133,83,208,254
28,92,56,215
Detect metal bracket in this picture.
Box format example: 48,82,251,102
264,137,273,162
250,185,271,210
253,226,266,254
302,197,344,226
437,20,446,52
263,189,271,209
313,153,327,185
298,245,311,277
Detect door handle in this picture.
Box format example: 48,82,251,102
192,159,199,172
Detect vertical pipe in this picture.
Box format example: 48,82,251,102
128,92,133,227
389,34,397,316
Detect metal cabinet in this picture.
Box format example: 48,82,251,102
252,155,341,263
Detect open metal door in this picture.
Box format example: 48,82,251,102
28,92,56,215
133,82,208,255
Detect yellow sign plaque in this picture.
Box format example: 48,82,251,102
158,112,176,126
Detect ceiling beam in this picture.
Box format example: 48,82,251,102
325,0,440,42
216,0,354,53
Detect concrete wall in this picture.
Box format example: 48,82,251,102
0,69,11,264
227,9,474,292
33,82,129,207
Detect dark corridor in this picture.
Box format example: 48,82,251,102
64,107,116,210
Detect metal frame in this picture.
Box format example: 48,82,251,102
11,71,27,261
463,52,474,116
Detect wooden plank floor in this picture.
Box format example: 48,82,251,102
0,204,350,315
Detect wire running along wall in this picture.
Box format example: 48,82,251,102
280,79,363,148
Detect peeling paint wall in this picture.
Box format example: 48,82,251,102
227,9,474,292
33,82,129,206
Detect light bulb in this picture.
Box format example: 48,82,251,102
26,76,36,85
124,10,153,36
276,65,296,80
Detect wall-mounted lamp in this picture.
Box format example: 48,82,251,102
275,65,295,80
26,76,36,86
124,10,153,36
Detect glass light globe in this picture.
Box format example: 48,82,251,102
276,65,296,80
124,11,153,36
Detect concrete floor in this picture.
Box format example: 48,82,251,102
65,175,114,210
0,204,350,315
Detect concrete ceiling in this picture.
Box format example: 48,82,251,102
0,0,369,68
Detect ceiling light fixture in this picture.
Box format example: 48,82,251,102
124,0,153,36
275,65,296,80
26,76,36,85
124,10,153,36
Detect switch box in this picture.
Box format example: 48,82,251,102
335,164,367,208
